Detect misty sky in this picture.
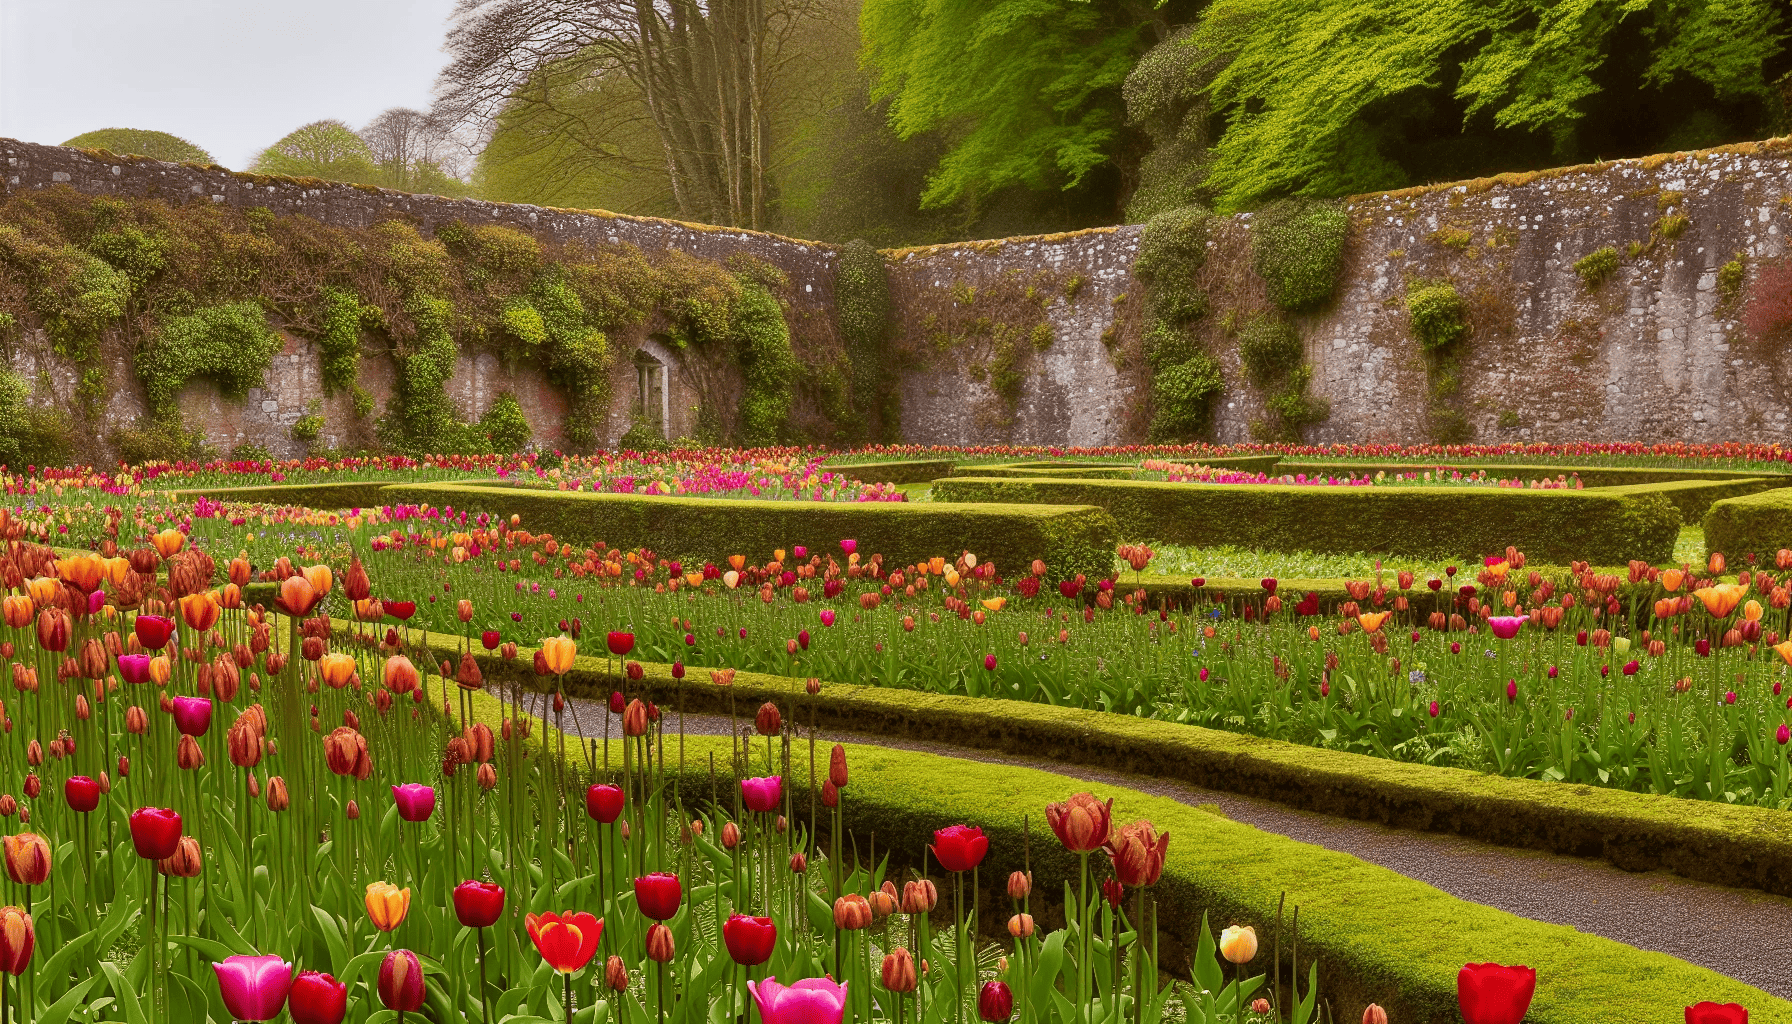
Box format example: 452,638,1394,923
0,0,460,170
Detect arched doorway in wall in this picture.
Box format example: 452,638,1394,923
633,347,669,438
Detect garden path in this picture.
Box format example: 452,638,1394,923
557,697,1792,996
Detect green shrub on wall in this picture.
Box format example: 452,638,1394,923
478,392,533,452
1135,206,1222,441
1407,281,1467,350
1148,353,1223,440
1406,279,1473,442
315,287,363,396
1251,199,1349,310
835,239,892,441
736,280,796,445
136,302,283,417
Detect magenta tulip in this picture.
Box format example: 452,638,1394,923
1486,615,1528,640
741,776,782,814
391,784,436,823
840,539,856,555
586,784,625,824
378,949,426,1012
212,955,293,1022
171,696,213,737
820,609,836,627
116,654,152,686
748,977,848,1024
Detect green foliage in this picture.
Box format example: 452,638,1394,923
1239,313,1326,441
250,120,378,182
1718,256,1746,305
1134,206,1212,327
291,411,324,443
1575,246,1621,289
229,442,275,463
1148,353,1224,441
1191,0,1790,210
1238,314,1302,385
137,302,282,417
387,294,463,453
860,0,1164,209
1407,281,1468,350
0,370,29,468
835,240,891,441
617,418,673,453
1252,200,1348,310
316,288,363,395
61,128,214,165
1123,26,1216,222
87,225,167,290
478,393,534,453
112,417,211,464
735,281,796,445
0,225,135,361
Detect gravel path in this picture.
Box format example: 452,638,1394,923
550,696,1792,996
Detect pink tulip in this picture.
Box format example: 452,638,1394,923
391,784,436,823
171,696,213,737
1486,615,1528,640
741,776,782,813
820,610,836,627
116,654,152,686
840,539,856,555
748,977,848,1024
212,955,293,1022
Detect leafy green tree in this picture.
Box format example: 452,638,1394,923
61,129,214,164
859,0,1198,210
250,121,378,182
1191,0,1790,210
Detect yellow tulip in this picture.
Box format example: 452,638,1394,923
945,570,960,588
980,597,1007,612
540,636,578,675
1218,925,1257,964
1357,611,1391,633
1774,641,1792,667
365,881,411,932
1744,600,1764,622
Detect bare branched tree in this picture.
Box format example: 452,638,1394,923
435,0,826,229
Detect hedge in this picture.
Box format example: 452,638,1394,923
164,480,414,510
1597,478,1790,524
823,459,955,484
427,630,1791,1024
1703,487,1792,561
1275,461,1792,488
378,481,1118,581
953,455,1283,480
931,477,1681,564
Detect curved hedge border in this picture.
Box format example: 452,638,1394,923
165,480,404,510
822,459,956,484
932,476,1681,563
1597,478,1789,523
1703,487,1792,561
439,638,1792,1024
1275,461,1792,488
390,625,1792,901
379,481,1118,581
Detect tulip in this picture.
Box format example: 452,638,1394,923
65,776,100,813
0,907,32,976
834,894,872,930
1686,1003,1749,1024
383,656,420,694
724,914,777,966
1046,792,1113,853
1457,963,1536,1024
931,824,988,872
755,702,782,735
1362,1005,1389,1024
634,872,682,920
540,636,577,674
607,631,635,656
1107,820,1169,887
527,911,603,973
1219,924,1257,963
606,955,630,992
882,948,917,993
365,881,411,932
741,776,782,813
749,977,849,1024
391,783,436,822
2,834,49,886
134,614,175,651
586,783,625,824
129,807,181,860
160,836,203,877
830,744,849,788
978,981,1014,1022
288,970,347,1024
378,949,425,1012
212,955,293,1022
1486,615,1527,640
645,922,676,962
171,695,213,737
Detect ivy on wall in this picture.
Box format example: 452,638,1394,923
1406,278,1474,442
835,239,895,441
136,302,284,418
1134,205,1221,441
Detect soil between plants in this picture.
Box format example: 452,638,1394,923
554,696,1792,997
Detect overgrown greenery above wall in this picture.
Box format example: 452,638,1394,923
0,188,808,461
1133,205,1221,441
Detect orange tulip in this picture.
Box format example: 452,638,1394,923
728,555,746,571
24,578,57,607
319,653,357,689
1710,551,1727,575
1774,641,1792,668
178,592,221,633
1,597,31,630
150,529,186,559
365,881,411,932
1661,568,1685,593
1744,600,1764,622
540,637,577,675
56,554,104,594
980,597,1006,612
149,656,172,685
1357,611,1391,633
275,576,319,618
382,656,420,695
1693,584,1746,619
102,558,131,588
302,564,333,597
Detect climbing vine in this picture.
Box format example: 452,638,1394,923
835,239,894,441
136,302,284,418
1406,279,1474,442
1134,205,1222,441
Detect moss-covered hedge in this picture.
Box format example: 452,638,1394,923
379,481,1118,580
165,480,409,510
428,630,1791,1024
932,477,1680,563
822,459,955,484
1703,487,1792,561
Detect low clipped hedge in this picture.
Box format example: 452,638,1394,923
823,459,955,484
164,480,415,510
1276,461,1791,488
1703,487,1792,560
437,634,1789,1024
378,481,1118,581
954,455,1284,480
1597,478,1790,523
932,476,1680,563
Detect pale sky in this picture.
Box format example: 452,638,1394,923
0,0,460,170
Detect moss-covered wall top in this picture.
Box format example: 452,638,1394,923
8,134,1792,452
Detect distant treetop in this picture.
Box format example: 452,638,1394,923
60,128,215,165
250,120,378,183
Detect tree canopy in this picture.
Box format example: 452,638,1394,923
61,129,214,165
250,120,379,182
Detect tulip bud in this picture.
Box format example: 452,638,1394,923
1363,1004,1389,1024
347,799,361,819
722,822,741,849
158,835,203,878
177,734,204,770
882,947,917,993
267,776,289,811
833,894,872,930
606,955,629,992
477,763,497,791
829,744,848,788
1007,870,1031,900
644,923,675,963
755,702,781,736
789,852,808,874
1007,913,1035,938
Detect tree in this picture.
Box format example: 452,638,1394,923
1189,0,1792,211
436,0,829,229
250,120,378,182
858,0,1198,212
61,129,214,165
361,108,472,195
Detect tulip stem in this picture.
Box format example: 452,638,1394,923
565,970,574,1024
477,926,492,1024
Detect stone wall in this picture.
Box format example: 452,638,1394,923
5,134,1792,451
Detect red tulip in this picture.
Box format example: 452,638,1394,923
607,631,635,656
723,914,776,966
385,601,417,621
64,776,100,813
634,873,682,920
1687,1004,1748,1024
129,807,182,860
134,614,175,651
1458,963,1536,1024
0,908,31,976
480,630,501,650
984,654,997,671
586,784,624,824
377,949,425,1011
453,880,505,928
931,824,988,872
288,971,347,1024
979,981,1014,1022
526,911,603,973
